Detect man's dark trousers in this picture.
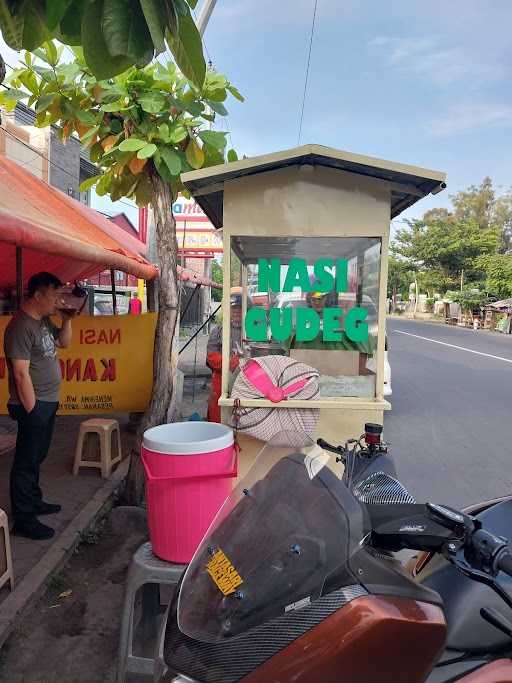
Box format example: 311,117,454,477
8,401,59,523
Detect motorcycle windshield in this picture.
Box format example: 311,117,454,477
177,432,369,643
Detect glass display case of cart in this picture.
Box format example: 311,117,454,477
180,145,446,444
233,238,382,399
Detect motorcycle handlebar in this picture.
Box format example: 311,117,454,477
317,438,344,455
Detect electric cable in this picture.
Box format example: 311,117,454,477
297,0,318,145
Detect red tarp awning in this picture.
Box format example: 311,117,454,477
0,156,158,287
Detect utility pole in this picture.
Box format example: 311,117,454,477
197,0,218,36
196,0,218,333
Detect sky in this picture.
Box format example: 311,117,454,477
203,0,512,230
1,0,511,232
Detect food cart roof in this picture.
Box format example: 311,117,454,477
181,144,447,229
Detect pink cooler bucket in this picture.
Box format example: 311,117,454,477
141,422,237,563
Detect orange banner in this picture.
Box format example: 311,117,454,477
0,314,157,414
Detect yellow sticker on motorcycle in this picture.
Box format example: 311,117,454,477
206,549,244,596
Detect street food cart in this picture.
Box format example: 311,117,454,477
182,145,446,459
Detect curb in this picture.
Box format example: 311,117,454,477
0,457,129,650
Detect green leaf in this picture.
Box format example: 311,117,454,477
59,0,86,45
60,96,74,118
43,41,58,67
207,100,228,116
35,111,52,127
95,173,112,196
110,119,123,134
139,0,166,54
137,143,157,159
110,171,139,201
185,137,204,169
227,83,244,102
80,124,100,143
184,0,198,8
18,70,39,96
76,109,97,125
166,4,206,87
46,0,72,30
0,0,24,50
160,147,181,175
207,73,228,89
202,143,224,167
158,122,170,141
154,154,172,182
205,88,227,102
0,88,27,110
82,0,133,80
22,2,49,51
227,148,238,163
134,174,154,206
198,130,227,150
138,91,166,113
100,101,126,112
35,93,55,113
32,65,54,81
79,174,103,191
89,141,104,162
181,98,203,115
102,0,154,61
0,0,24,51
32,47,50,63
169,124,187,143
119,138,148,151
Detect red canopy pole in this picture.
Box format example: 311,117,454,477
16,246,23,310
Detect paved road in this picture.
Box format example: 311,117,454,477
385,318,512,508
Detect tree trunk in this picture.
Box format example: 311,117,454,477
124,176,179,505
413,278,419,318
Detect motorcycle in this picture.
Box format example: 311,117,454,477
159,426,512,683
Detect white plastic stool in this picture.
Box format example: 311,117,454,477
0,508,14,592
117,542,185,683
73,418,122,478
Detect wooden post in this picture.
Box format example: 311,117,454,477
241,263,248,327
86,285,95,315
146,279,157,312
356,251,364,306
221,237,231,402
375,234,389,401
110,269,118,315
16,246,23,310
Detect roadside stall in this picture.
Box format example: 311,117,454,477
181,144,446,462
485,298,512,334
0,154,161,415
0,155,220,415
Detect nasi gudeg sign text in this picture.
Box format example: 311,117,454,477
245,258,369,343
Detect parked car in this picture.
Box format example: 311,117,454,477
93,294,129,315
